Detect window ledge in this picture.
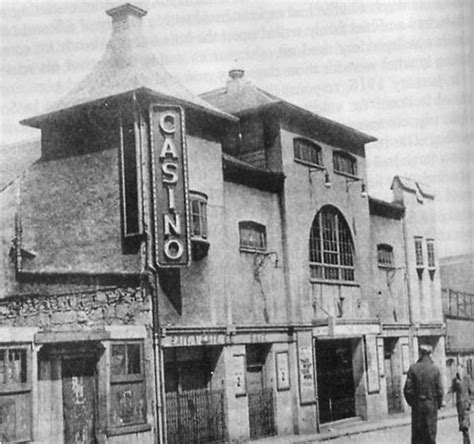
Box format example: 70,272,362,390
309,279,360,287
334,170,361,181
107,423,152,437
378,264,395,270
240,247,266,254
294,158,324,169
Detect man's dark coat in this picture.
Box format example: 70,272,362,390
403,354,444,444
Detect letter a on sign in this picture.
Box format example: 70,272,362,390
150,104,190,267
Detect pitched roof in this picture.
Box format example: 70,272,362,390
200,83,280,115
391,175,435,199
21,4,236,128
201,70,377,145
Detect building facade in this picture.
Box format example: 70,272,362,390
440,254,474,405
0,4,446,443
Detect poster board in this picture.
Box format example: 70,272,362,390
233,354,246,396
365,335,380,394
276,351,290,391
297,334,316,404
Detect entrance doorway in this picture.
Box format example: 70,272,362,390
316,339,356,423
384,338,403,414
62,356,97,444
164,347,227,444
246,344,275,439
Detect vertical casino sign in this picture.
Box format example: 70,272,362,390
150,104,191,267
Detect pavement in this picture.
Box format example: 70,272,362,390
251,406,461,443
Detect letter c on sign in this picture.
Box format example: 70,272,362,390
164,238,184,260
159,112,176,135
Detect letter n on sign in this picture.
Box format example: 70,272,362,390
150,104,190,267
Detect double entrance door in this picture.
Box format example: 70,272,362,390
316,339,356,423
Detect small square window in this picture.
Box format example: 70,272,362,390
377,244,394,268
239,221,266,252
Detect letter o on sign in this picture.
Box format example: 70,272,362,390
164,238,184,260
159,112,176,135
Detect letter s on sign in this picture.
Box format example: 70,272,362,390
162,162,178,184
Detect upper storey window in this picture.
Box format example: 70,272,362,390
377,244,394,268
293,138,323,167
120,111,141,238
309,206,355,282
239,221,266,252
189,192,208,240
426,239,435,268
333,151,357,177
414,237,424,268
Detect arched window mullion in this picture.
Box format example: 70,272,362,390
309,206,355,283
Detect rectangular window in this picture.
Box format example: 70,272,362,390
239,221,266,252
0,346,31,442
293,138,322,166
414,237,423,268
377,244,394,267
426,239,435,268
333,151,357,176
109,342,146,429
120,112,141,238
190,192,208,239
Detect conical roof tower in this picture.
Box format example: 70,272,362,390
22,3,235,128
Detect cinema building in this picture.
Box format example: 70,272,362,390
0,4,446,443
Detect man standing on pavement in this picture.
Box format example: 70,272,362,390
451,363,472,444
403,344,444,444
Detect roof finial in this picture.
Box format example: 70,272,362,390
229,59,245,80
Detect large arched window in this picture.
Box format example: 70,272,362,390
309,206,355,282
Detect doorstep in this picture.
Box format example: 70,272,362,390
248,407,457,444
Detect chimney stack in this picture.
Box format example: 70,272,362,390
106,3,147,34
227,62,245,94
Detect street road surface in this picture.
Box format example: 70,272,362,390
319,415,461,444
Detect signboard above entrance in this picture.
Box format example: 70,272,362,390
150,104,191,268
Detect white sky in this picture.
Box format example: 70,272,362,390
1,0,472,257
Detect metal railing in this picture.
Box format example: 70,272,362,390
165,388,227,444
248,388,275,439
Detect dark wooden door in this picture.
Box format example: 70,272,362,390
246,345,274,439
62,357,97,444
316,339,356,423
384,340,403,414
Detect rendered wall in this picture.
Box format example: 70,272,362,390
369,214,409,323
19,148,141,274
279,126,371,324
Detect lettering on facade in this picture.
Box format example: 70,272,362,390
167,333,224,347
150,105,190,267
248,333,267,343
